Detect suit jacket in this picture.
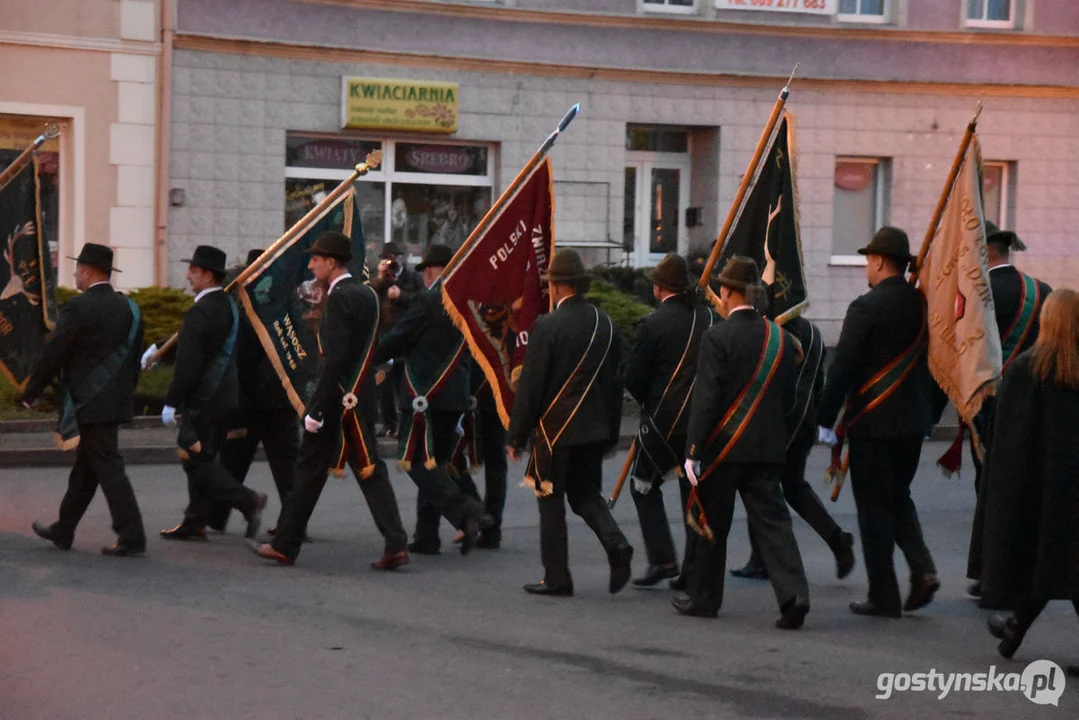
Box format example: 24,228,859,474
507,295,623,450
306,275,379,424
989,265,1052,356
164,289,239,420
624,296,712,438
817,275,932,439
783,314,825,433
23,283,144,425
233,311,293,417
686,308,797,466
373,279,469,413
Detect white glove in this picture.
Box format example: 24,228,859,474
141,344,159,371
385,359,394,368
161,405,177,427
817,426,839,447
304,415,324,433
684,459,701,487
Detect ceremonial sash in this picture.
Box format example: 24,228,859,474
55,297,140,450
398,338,467,471
786,321,824,450
826,309,927,499
1000,272,1041,370
331,294,381,480
523,308,614,496
177,300,240,452
450,379,487,476
631,307,712,493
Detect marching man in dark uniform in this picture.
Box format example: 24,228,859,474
508,249,634,597
24,243,146,556
254,232,409,568
817,227,939,618
623,253,713,587
155,245,268,542
675,257,810,629
373,243,492,555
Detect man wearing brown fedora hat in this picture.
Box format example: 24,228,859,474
623,253,715,588
818,226,939,618
23,243,147,556
158,244,269,545
508,249,634,597
677,256,810,629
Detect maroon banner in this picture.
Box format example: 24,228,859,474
442,158,554,427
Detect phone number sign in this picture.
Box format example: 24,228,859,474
716,0,836,14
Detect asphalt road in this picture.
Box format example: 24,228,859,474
1,442,1075,719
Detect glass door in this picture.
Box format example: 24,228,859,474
625,153,690,267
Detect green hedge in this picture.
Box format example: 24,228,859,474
586,279,652,344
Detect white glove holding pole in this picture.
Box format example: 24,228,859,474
684,459,701,487
817,426,839,447
141,344,159,371
161,405,177,427
304,415,324,433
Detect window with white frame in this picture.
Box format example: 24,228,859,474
642,0,698,14
838,0,889,23
285,134,494,263
831,157,890,263
966,0,1014,28
982,160,1015,229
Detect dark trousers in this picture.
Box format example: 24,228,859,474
1013,596,1079,638
848,436,937,613
51,423,145,548
690,462,809,613
272,416,407,560
179,413,259,528
746,425,842,565
406,409,485,533
629,433,687,568
380,363,403,429
538,442,629,588
206,406,300,531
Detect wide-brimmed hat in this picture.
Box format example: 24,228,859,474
380,241,404,258
304,232,353,262
717,255,761,292
857,226,913,263
541,249,589,283
415,243,454,271
68,243,119,273
986,229,1026,252
647,253,691,293
182,245,227,275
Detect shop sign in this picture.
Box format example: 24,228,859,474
715,0,836,15
342,77,459,133
402,145,474,174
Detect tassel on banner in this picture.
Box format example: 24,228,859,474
936,422,966,478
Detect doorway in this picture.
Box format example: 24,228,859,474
624,152,691,268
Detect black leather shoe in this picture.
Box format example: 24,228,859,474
833,531,856,580
523,580,573,597
608,544,634,594
632,562,679,587
31,521,71,550
1067,665,1079,678
407,540,441,555
101,543,145,557
904,574,941,612
159,523,208,541
730,563,769,580
776,596,810,630
475,531,501,550
850,600,901,618
459,516,479,556
669,575,688,591
671,596,717,618
244,492,268,540
968,581,982,598
988,615,1022,659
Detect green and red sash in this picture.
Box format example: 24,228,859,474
1001,272,1042,370
685,319,785,540
398,339,467,471
826,309,928,499
331,297,381,480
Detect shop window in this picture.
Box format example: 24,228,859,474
838,0,889,23
285,134,494,263
982,161,1015,229
0,115,61,279
831,157,890,264
642,0,698,13
966,0,1014,29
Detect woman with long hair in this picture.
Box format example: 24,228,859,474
980,289,1079,676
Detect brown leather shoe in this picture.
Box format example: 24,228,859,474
159,523,207,541
904,574,941,612
371,550,410,571
251,542,294,566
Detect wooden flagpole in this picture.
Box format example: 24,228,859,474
150,151,382,362
0,125,60,194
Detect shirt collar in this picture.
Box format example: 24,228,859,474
989,263,1013,272
88,281,111,290
728,305,755,315
328,272,352,295
556,294,577,309
194,286,223,303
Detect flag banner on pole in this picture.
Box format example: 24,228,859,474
716,113,807,322
918,133,1001,465
442,157,555,427
0,151,56,389
236,187,367,415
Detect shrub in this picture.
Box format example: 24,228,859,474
55,286,77,306
592,266,656,308
134,365,173,416
127,286,193,348
586,279,652,344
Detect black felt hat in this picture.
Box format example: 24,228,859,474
986,229,1026,252
68,243,119,273
246,248,264,267
647,253,691,293
381,241,405,258
304,232,353,262
182,245,227,275
857,226,913,263
717,256,761,292
415,243,454,271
